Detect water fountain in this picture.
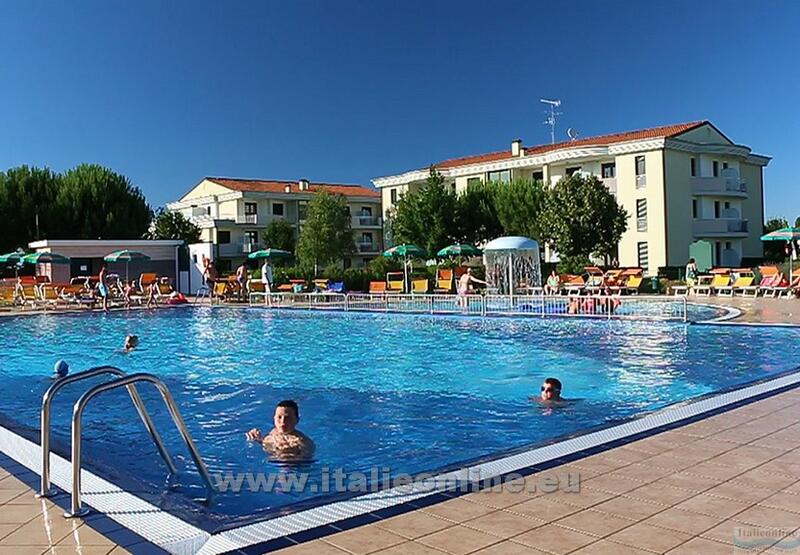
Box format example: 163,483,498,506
483,236,542,297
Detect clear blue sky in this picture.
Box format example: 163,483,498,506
1,1,798,220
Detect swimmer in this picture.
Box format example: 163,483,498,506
123,334,139,352
246,400,315,460
531,377,567,405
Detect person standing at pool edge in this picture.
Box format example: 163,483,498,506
246,400,315,459
98,261,109,312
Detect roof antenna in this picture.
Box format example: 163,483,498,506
540,98,562,145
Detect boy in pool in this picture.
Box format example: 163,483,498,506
532,377,567,405
123,334,139,352
246,400,315,460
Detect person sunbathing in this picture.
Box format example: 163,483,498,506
246,400,315,461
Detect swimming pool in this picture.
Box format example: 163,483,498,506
0,306,798,534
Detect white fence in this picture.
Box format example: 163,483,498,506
249,293,689,322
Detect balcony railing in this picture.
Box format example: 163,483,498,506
356,242,380,253
236,213,259,225
218,242,263,257
601,177,617,195
352,215,381,227
690,177,747,196
692,219,749,236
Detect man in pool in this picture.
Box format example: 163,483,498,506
246,400,315,460
534,377,566,405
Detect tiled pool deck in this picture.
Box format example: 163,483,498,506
1,297,799,554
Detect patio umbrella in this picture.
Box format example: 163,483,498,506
247,248,292,260
0,249,25,278
104,250,151,282
437,243,482,258
761,227,800,283
21,252,71,265
383,244,427,292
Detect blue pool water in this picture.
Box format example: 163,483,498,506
0,306,798,531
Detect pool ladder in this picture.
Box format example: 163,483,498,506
38,365,217,518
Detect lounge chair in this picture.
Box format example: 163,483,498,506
434,269,454,293
411,278,429,294
709,274,732,295
0,286,18,308
716,270,755,297
624,275,644,295
15,283,38,308
692,275,714,296
386,272,404,294
328,281,345,294
369,281,387,294
139,272,158,291
212,281,230,303
36,284,67,309
740,274,772,298
760,273,786,298
584,267,605,294
313,279,329,292
563,275,585,296
156,281,175,300
773,275,800,298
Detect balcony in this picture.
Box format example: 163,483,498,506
601,177,617,195
236,213,260,225
352,215,382,227
692,219,749,237
356,242,380,253
690,176,748,197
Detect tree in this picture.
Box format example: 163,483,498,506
492,178,548,240
296,190,354,274
0,166,61,252
147,208,201,244
543,174,628,262
262,219,296,252
387,166,458,255
763,217,789,263
455,180,502,243
54,164,152,240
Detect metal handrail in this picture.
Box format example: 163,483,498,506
38,365,176,498
65,372,216,518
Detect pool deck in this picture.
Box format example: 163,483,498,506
1,296,799,554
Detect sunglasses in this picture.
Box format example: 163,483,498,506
541,386,561,393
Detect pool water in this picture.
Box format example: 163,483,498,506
0,307,797,531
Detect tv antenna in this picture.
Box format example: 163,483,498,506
567,127,579,141
540,98,561,145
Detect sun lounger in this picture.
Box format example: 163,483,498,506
563,275,585,296
212,281,230,303
717,270,755,297
369,281,386,294
773,275,800,298
0,286,17,308
139,273,158,291
692,275,714,296
35,285,67,309
624,275,644,295
15,284,38,308
434,269,454,293
313,279,329,292
708,274,732,295
411,278,429,294
328,281,345,294
760,274,786,298
584,267,605,294
386,272,404,294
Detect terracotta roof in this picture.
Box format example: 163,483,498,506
207,177,380,198
434,121,708,170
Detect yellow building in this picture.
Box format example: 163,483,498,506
372,121,770,275
167,177,383,271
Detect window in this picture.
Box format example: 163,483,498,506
532,171,544,181
637,242,649,269
487,169,511,183
218,230,231,244
601,163,616,178
272,202,284,216
715,242,722,265
359,206,372,216
713,161,719,177
566,167,581,177
692,198,698,218
725,241,732,250
245,231,258,244
451,182,457,192
390,188,398,204
635,156,646,176
690,157,697,177
467,177,482,188
636,199,648,232
714,201,721,218
360,232,373,244
206,206,211,215
723,162,729,170
298,201,308,221
724,201,730,210
244,202,258,215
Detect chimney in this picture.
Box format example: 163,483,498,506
284,184,291,193
511,139,523,157
298,178,310,191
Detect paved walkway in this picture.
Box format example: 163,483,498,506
1,297,799,554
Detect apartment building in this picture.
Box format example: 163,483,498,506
167,177,383,270
373,121,770,275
